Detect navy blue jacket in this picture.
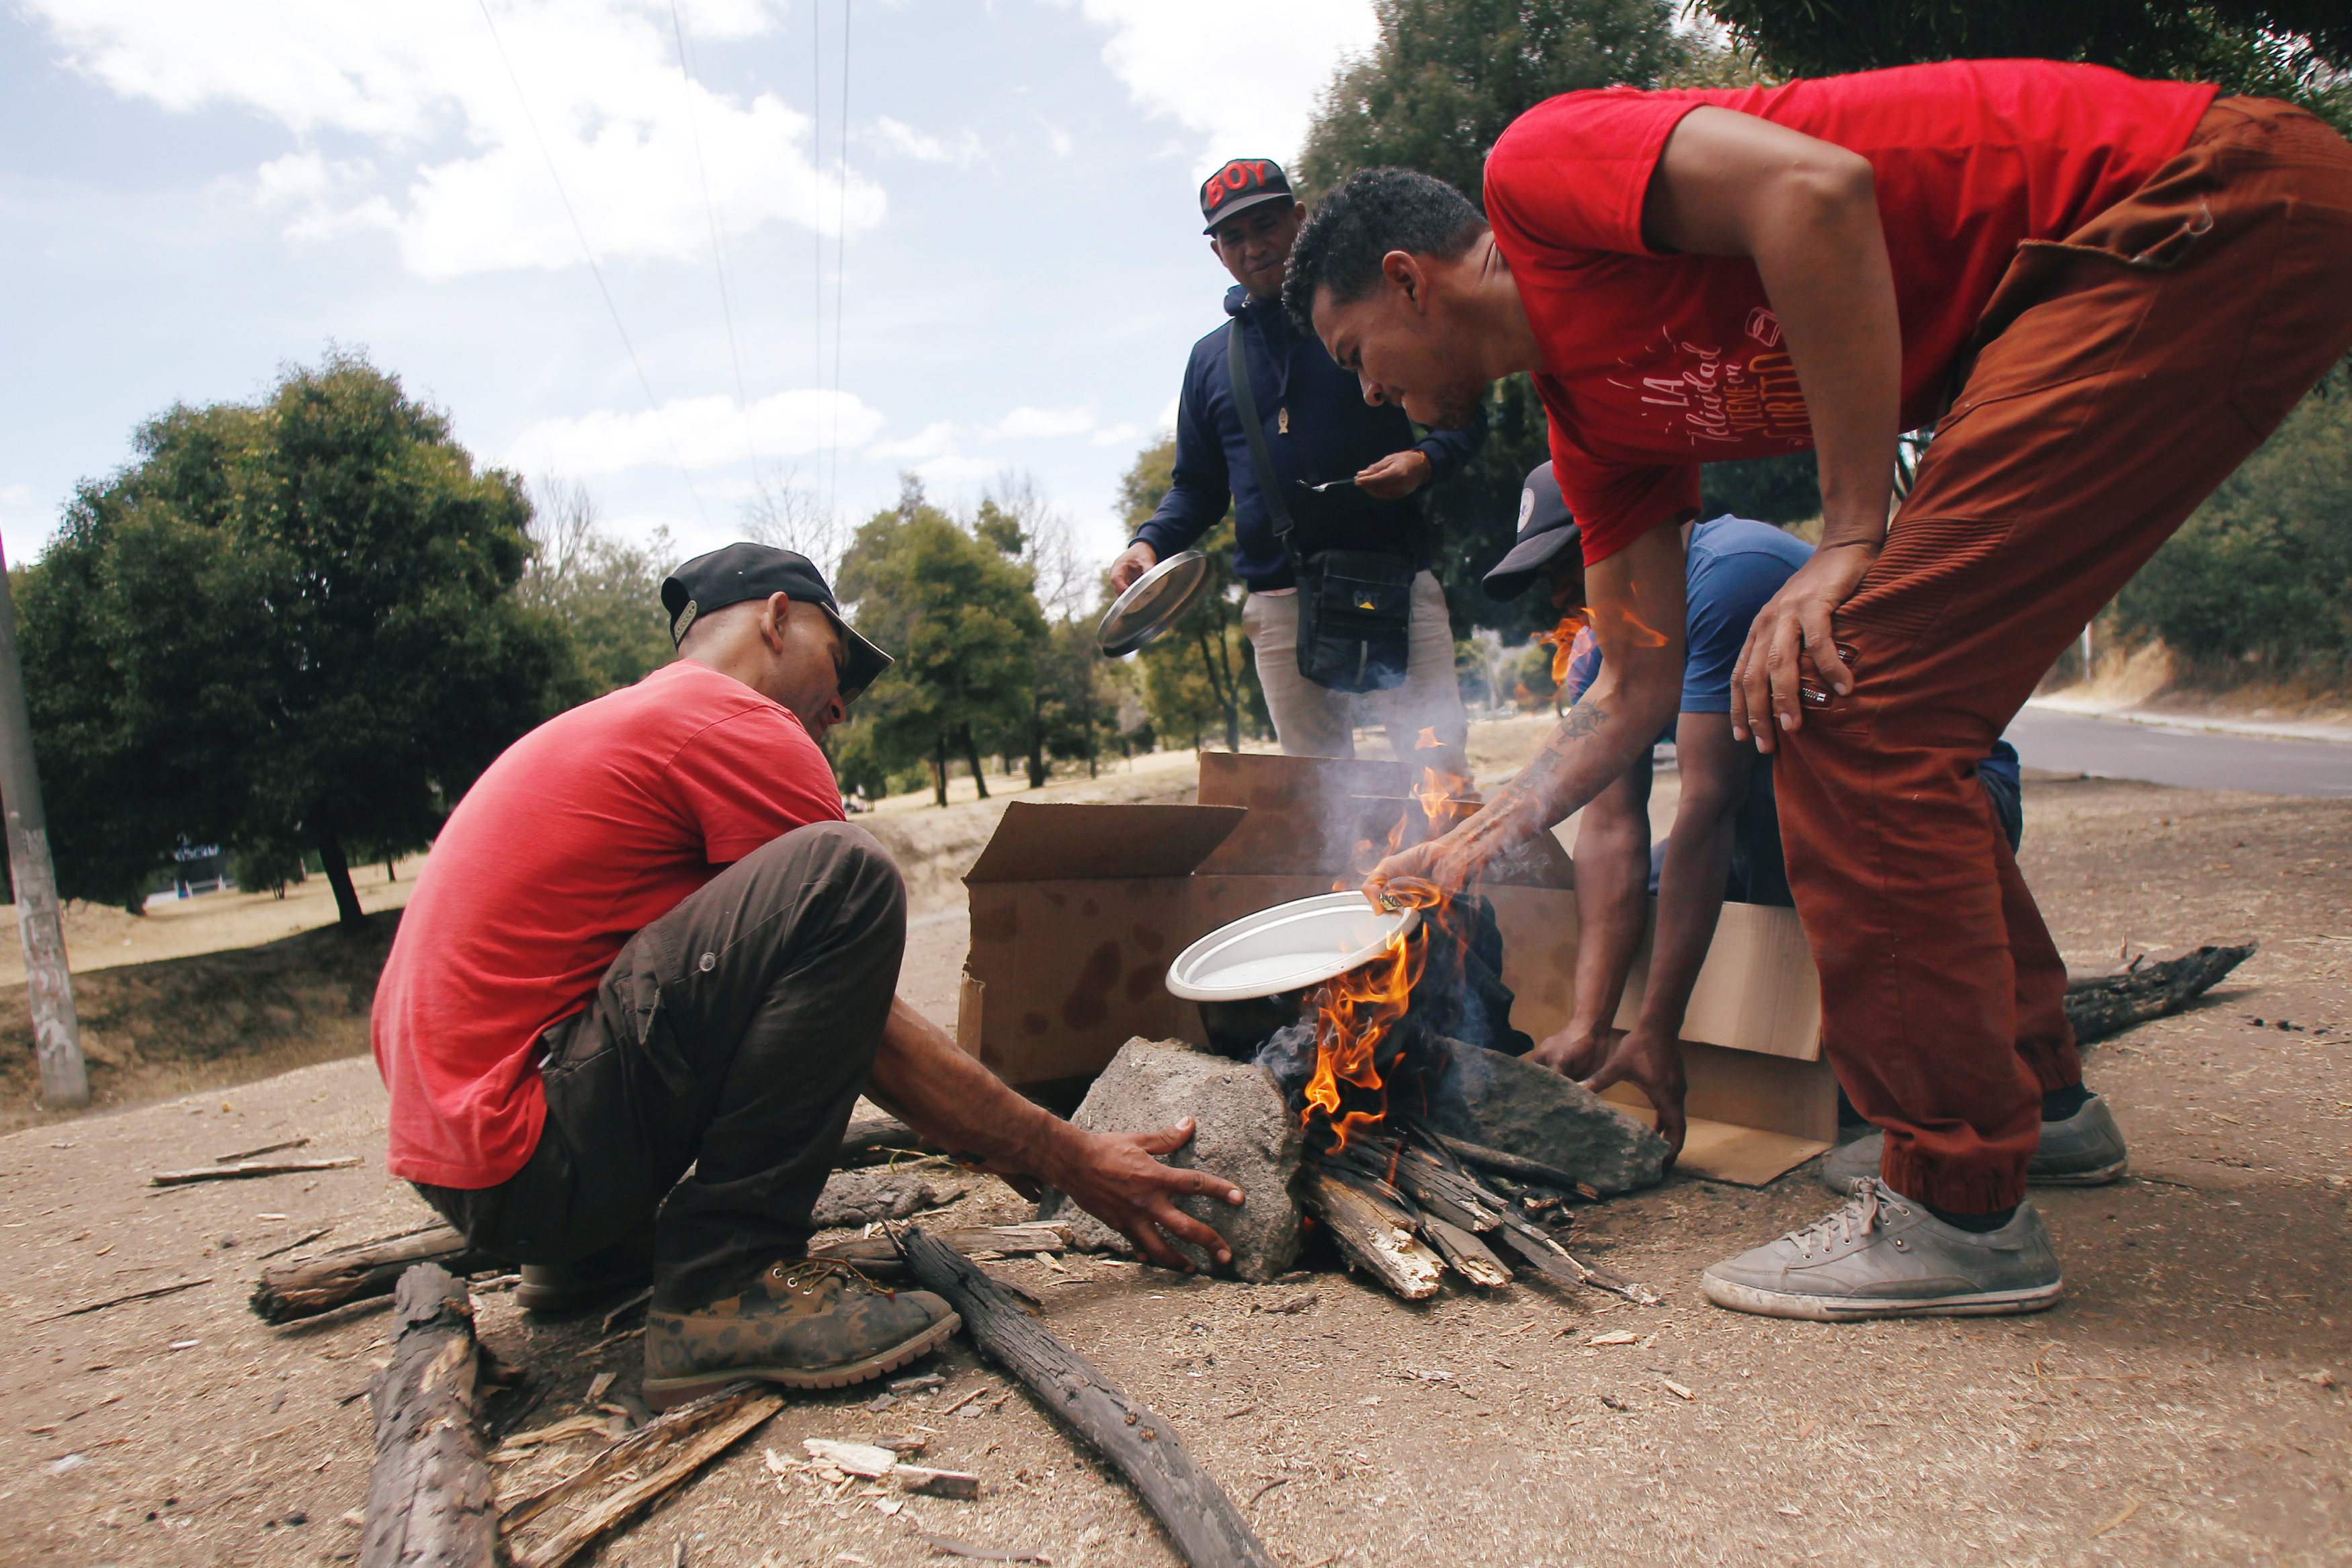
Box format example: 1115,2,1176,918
1136,285,1486,591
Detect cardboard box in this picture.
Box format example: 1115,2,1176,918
957,752,1834,1184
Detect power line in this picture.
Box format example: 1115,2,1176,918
827,0,852,521
474,0,710,527
667,0,761,490
811,0,825,457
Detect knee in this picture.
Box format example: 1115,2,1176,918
749,821,906,917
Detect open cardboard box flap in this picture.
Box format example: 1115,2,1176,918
958,754,1833,1185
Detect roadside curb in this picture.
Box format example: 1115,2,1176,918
2022,697,2352,746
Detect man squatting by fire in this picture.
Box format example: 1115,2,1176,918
1295,61,2352,1319
372,546,1245,1409
1484,462,2066,1196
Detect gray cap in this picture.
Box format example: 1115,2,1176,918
1479,462,1579,601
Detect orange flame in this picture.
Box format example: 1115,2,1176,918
1531,611,1589,687
1412,728,1480,836
1302,878,1445,1151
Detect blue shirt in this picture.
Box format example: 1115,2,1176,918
1566,515,1814,710
1135,286,1486,591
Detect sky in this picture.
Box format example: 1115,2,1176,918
0,0,1385,573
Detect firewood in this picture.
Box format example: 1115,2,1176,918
1429,1133,1587,1194
836,1114,944,1168
32,1276,211,1323
250,1224,499,1325
499,1383,782,1568
1419,1217,1512,1288
811,1222,1074,1272
1493,1213,1661,1307
151,1156,360,1186
1299,1168,1445,1302
2063,943,2255,1044
893,1225,1276,1568
360,1265,498,1568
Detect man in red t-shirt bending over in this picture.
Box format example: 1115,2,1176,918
375,544,1245,1407
1286,61,2352,1319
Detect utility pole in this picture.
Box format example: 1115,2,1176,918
0,539,85,1108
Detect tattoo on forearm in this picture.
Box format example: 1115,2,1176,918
1484,696,1613,831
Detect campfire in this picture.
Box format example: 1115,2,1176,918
1261,740,1660,1307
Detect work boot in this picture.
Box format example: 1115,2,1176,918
1701,1179,2063,1321
642,1258,960,1411
516,1223,657,1315
1818,1094,2129,1192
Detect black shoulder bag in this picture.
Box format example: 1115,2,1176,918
1227,319,1415,693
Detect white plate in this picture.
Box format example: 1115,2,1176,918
1165,891,1421,1002
1097,550,1210,656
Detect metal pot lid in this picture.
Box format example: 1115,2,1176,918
1097,550,1210,657
1165,891,1421,1003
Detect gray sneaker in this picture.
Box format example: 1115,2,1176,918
1702,1180,2064,1321
1818,1095,2128,1193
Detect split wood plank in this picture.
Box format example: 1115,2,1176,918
812,1222,1073,1270
502,1383,782,1568
501,1382,786,1561
1420,1217,1512,1288
1298,1168,1443,1301
250,1224,498,1325
151,1156,359,1187
894,1225,1275,1568
360,1265,498,1568
1428,1133,1585,1194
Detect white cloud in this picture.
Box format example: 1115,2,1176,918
507,388,886,475
1060,0,1380,177
1089,421,1139,448
990,404,1095,440
865,420,960,462
868,116,985,168
22,0,884,277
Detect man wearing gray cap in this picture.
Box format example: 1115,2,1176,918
376,544,1245,1409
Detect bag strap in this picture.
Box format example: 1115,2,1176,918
1226,318,1297,554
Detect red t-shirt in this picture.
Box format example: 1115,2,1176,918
1483,60,2218,564
373,660,845,1188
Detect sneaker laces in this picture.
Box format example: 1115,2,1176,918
1781,1178,1913,1258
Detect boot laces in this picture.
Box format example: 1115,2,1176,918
772,1258,890,1297
1782,1178,1912,1258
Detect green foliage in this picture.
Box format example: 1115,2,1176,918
1118,437,1264,751
2114,390,2352,676
1297,0,1689,201
831,478,1046,805
19,350,578,918
518,477,675,696
1703,0,2352,132
1702,453,1822,525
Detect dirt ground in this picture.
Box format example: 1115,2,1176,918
2,762,2346,1566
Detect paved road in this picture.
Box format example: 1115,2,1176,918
2007,705,2352,797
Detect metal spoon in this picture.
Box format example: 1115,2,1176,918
1296,478,1357,492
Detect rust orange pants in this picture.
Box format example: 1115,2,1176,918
1775,97,2352,1212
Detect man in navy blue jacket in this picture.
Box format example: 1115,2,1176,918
1111,159,1486,764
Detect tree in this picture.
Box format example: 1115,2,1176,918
1116,436,1265,752
1702,1,2351,130
972,474,1114,787
2113,388,2352,678
831,477,1046,806
18,351,577,924
519,478,675,696
1295,0,1705,644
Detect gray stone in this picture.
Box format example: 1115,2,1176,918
1038,1036,1304,1282
1432,1046,1671,1196
812,1168,970,1230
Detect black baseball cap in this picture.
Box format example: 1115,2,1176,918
1479,462,1581,601
661,543,894,699
1200,157,1294,233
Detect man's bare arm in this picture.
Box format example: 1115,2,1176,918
1530,762,1650,1078
1368,525,1687,895
863,997,1242,1270
1642,105,1901,744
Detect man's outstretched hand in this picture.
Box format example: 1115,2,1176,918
1038,1119,1243,1272
1531,1023,1687,1166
